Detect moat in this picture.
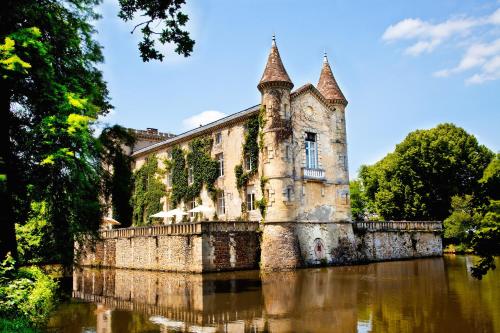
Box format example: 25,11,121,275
47,255,499,333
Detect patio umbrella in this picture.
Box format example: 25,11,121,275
151,209,188,218
187,205,214,214
101,217,121,226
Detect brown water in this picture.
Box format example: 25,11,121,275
47,255,500,333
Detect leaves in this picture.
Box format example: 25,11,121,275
118,0,195,62
359,123,493,221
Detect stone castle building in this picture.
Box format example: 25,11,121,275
132,37,351,224
80,38,443,272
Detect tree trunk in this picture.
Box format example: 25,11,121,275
0,84,18,262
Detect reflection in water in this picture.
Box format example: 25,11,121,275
47,256,500,333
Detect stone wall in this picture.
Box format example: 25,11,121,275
77,222,260,273
259,221,443,271
353,221,443,262
78,221,442,273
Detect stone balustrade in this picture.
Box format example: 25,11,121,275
100,221,260,239
302,167,325,181
353,221,442,232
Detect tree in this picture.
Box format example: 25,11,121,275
350,180,366,221
1,0,194,263
99,125,136,228
359,124,493,221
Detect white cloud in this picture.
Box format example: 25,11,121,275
182,110,227,131
383,8,500,83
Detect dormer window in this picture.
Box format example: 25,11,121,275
305,132,318,169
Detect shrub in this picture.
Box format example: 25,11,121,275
0,255,58,328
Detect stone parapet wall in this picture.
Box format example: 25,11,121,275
77,222,260,273
77,221,443,272
353,221,442,232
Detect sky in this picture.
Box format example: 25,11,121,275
95,0,500,178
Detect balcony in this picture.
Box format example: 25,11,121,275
302,168,326,181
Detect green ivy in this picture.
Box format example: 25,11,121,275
235,115,260,189
131,156,166,225
170,138,219,207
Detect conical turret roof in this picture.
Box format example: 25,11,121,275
317,54,347,106
258,36,293,92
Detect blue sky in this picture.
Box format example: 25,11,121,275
95,0,500,178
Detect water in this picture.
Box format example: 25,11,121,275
47,255,500,333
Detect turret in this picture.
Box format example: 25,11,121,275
258,36,294,222
317,53,350,220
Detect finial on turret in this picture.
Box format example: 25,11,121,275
272,33,276,46
323,50,328,63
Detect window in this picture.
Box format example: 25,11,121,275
217,192,225,215
215,132,222,145
216,153,224,177
246,193,255,211
284,104,290,119
285,144,291,161
285,186,293,202
305,132,318,169
338,155,347,171
189,200,196,218
188,166,194,185
245,154,253,171
263,147,269,163
166,172,172,187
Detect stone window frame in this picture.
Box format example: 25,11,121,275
305,131,318,169
216,153,224,177
244,154,253,172
215,131,222,145
188,166,194,185
301,128,323,169
283,185,295,204
246,187,256,211
338,154,348,171
189,200,196,218
217,191,225,216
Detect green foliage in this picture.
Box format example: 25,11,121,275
15,202,53,264
359,123,493,221
99,125,136,227
350,180,366,221
118,0,194,62
170,146,188,206
0,317,41,332
132,156,166,225
0,256,58,328
443,195,478,243
235,115,260,189
480,153,500,200
170,138,219,207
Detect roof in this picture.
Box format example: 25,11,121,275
317,55,347,106
132,82,343,158
132,104,260,157
258,37,293,91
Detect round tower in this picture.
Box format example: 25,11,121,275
258,35,295,223
317,53,351,221
259,36,301,270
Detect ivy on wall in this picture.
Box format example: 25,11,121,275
235,115,260,189
131,155,166,226
170,137,219,207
